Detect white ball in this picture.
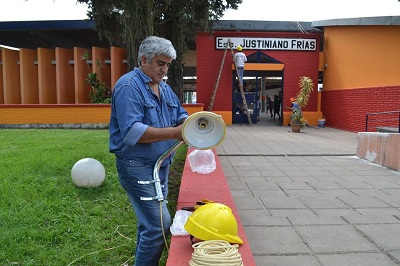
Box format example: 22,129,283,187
71,158,106,187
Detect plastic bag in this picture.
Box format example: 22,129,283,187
170,210,192,236
187,149,216,174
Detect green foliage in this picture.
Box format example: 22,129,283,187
296,76,314,107
290,107,307,128
82,50,111,104
122,0,155,69
76,0,243,100
290,76,314,128
0,129,186,265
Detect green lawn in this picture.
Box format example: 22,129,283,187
0,129,186,266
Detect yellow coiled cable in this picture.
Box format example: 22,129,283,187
189,240,243,266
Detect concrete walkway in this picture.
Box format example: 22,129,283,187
215,113,400,265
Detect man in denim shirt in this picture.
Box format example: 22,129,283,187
109,36,188,266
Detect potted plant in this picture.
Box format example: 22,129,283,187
290,76,314,132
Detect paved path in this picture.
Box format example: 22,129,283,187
216,114,400,265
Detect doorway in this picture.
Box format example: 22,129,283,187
232,51,284,124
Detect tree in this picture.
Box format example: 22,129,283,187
76,0,242,101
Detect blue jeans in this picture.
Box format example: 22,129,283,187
116,158,172,266
237,67,244,85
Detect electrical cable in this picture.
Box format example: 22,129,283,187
67,224,134,265
160,200,169,252
189,240,243,266
295,21,309,33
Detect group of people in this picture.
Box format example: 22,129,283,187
266,95,281,120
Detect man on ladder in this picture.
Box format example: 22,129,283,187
231,44,252,125
233,45,247,86
209,40,252,125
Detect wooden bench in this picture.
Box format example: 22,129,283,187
166,148,256,265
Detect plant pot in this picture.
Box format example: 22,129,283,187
291,123,301,133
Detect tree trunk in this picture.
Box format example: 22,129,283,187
168,58,184,102
165,6,186,103
122,0,154,70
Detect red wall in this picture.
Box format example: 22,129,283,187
196,31,321,112
321,86,400,132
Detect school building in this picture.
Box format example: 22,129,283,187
0,17,399,132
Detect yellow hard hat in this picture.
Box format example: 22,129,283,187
184,203,243,244
236,45,243,52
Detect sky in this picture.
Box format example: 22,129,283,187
223,0,400,21
0,0,399,22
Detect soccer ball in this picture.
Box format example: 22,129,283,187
71,158,106,187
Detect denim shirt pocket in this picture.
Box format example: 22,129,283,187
166,100,178,126
143,99,159,126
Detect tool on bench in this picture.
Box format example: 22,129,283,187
181,199,214,212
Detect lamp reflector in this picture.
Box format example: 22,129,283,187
182,111,226,149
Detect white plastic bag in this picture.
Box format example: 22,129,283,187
170,210,192,236
187,149,216,174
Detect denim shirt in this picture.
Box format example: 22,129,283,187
109,68,188,166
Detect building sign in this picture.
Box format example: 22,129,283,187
216,37,317,51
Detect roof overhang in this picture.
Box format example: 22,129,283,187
0,20,110,49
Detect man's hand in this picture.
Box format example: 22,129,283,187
173,124,184,141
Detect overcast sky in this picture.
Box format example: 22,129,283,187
0,0,399,22
223,0,400,21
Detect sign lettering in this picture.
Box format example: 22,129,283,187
216,37,317,51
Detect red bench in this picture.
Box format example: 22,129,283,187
166,148,256,265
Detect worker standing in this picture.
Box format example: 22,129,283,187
234,45,247,85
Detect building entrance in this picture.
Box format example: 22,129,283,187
232,51,284,124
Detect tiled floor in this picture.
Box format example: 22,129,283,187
216,113,400,265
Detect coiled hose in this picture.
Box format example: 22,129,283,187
189,240,243,266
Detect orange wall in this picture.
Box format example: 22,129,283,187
92,47,111,87
323,26,400,91
0,103,207,125
38,48,57,104
20,48,39,104
3,49,21,103
0,104,111,124
0,46,213,126
56,48,75,104
1,46,130,105
111,47,128,88
0,50,3,104
74,47,91,103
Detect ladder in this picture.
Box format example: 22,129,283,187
208,39,228,112
208,39,252,125
228,40,252,125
